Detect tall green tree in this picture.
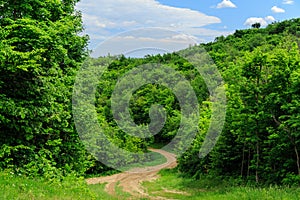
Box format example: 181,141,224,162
0,0,90,176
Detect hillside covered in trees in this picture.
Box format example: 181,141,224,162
1,0,300,191
180,18,300,185
83,18,300,185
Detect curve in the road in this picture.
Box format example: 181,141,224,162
86,148,177,200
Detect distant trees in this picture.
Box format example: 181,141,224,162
90,53,208,146
252,22,261,29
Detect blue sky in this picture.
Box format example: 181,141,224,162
76,0,300,56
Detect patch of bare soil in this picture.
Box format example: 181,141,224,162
86,148,177,199
162,188,190,196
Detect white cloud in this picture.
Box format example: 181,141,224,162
91,28,198,57
244,16,276,27
76,0,228,51
265,16,275,22
216,0,237,9
90,27,233,57
244,18,268,27
271,6,285,13
77,0,221,28
283,0,294,5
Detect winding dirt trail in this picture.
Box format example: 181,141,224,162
86,148,177,199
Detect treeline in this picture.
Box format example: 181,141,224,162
0,0,93,177
179,18,300,185
79,53,209,171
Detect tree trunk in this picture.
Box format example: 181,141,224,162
254,64,262,184
294,145,300,175
272,115,300,176
241,143,245,177
247,148,251,177
256,139,259,183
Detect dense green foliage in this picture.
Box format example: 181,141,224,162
76,54,209,170
179,18,300,185
89,54,208,144
85,18,300,185
0,0,92,176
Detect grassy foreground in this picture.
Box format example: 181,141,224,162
0,170,125,200
0,171,95,200
1,169,300,200
143,169,300,200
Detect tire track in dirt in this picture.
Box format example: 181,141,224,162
86,148,177,199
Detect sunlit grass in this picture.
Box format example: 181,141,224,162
0,171,96,200
143,169,300,200
2,168,300,200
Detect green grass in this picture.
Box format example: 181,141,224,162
2,169,300,200
115,181,132,198
0,171,97,200
142,169,300,200
118,150,167,171
87,181,132,200
148,142,167,149
0,170,126,200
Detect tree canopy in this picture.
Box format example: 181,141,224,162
0,0,91,176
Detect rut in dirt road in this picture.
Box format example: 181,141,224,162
86,148,177,199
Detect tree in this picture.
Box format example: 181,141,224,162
252,22,261,29
0,0,91,176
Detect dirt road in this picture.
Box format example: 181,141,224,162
86,148,177,199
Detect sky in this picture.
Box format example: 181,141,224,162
76,0,300,57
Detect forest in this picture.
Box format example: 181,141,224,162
1,0,300,199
